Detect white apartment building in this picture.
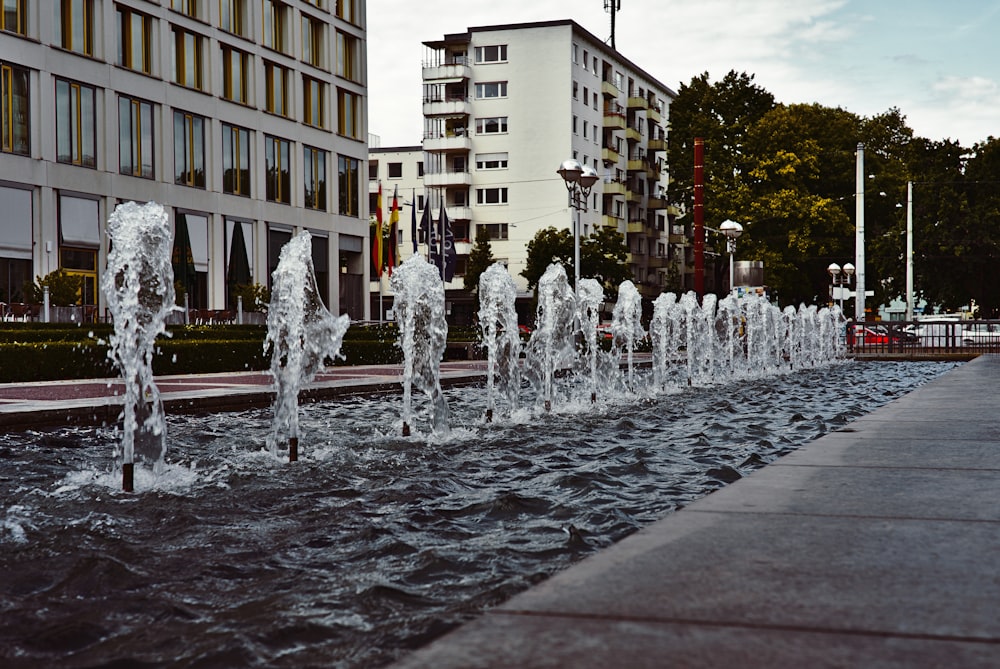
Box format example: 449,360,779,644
370,19,680,324
0,0,370,321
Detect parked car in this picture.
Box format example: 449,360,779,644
961,323,1000,346
847,324,916,347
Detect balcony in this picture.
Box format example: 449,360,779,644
647,105,662,124
626,189,643,204
647,137,667,152
603,111,625,130
603,179,626,195
423,97,472,117
647,196,669,210
422,61,471,82
601,146,621,164
446,206,473,220
602,215,623,229
627,158,645,173
423,133,472,153
626,220,646,234
625,126,641,143
454,240,472,256
601,80,620,98
424,170,472,187
627,95,648,110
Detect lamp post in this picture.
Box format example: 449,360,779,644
827,262,855,311
719,219,743,295
557,159,600,291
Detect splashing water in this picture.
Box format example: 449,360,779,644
576,278,604,403
101,202,176,489
524,263,577,410
609,280,645,391
478,262,521,420
265,231,350,457
391,255,450,435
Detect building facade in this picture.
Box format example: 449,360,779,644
0,0,370,321
370,19,682,323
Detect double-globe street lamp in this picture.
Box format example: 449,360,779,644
557,159,600,291
719,219,743,295
827,262,855,311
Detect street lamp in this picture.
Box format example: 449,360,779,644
719,219,743,295
557,159,600,291
827,262,855,311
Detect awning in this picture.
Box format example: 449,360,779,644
59,194,100,248
0,186,32,259
185,213,209,272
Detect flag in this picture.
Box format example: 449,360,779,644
371,183,384,278
441,205,457,282
410,189,418,254
420,204,433,264
386,186,400,275
428,202,440,272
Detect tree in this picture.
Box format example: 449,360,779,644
463,225,495,295
24,269,82,306
581,225,631,300
521,226,572,291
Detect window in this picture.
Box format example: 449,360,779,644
60,0,94,55
572,115,577,134
476,187,508,205
417,161,424,176
573,81,578,99
337,88,359,137
367,160,377,179
173,110,205,187
480,223,509,240
173,28,203,90
335,0,356,24
170,0,199,17
572,43,579,63
476,152,508,170
336,31,358,81
475,81,507,99
303,0,323,8
55,79,96,168
1,63,29,155
220,0,247,37
474,44,506,63
304,76,325,127
119,96,153,178
592,56,598,75
265,135,291,203
262,0,286,53
264,62,289,116
476,116,507,134
1,0,27,35
222,123,250,196
304,146,327,211
302,14,323,67
337,154,360,216
222,45,250,104
117,7,153,74
583,122,588,139
387,162,402,178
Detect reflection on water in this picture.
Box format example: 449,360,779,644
0,361,956,668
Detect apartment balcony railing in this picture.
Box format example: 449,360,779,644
601,146,622,164
627,95,649,110
648,137,667,152
603,178,626,195
423,170,472,187
602,80,621,97
422,132,472,153
423,96,471,117
422,58,471,82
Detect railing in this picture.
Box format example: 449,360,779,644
847,320,1000,357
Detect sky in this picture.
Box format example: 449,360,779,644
366,0,1000,149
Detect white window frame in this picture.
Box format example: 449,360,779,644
476,116,508,134
475,152,508,170
474,44,507,63
476,187,508,205
475,81,507,99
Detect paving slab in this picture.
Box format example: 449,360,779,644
390,355,1000,668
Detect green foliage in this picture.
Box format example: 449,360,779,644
463,225,495,295
521,226,573,291
231,282,271,311
23,269,83,306
581,225,631,300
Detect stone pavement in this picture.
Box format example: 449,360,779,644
390,355,1000,668
0,361,486,430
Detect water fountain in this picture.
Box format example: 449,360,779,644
391,254,450,436
478,262,522,421
609,280,645,391
101,201,176,492
576,278,604,403
265,230,350,460
524,263,577,411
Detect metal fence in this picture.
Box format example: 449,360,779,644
848,320,1000,357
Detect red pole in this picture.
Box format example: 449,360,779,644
693,138,705,297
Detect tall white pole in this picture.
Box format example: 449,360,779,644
906,180,914,321
855,143,866,322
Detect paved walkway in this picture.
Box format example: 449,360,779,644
390,355,1000,668
0,361,486,429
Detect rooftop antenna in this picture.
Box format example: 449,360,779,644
604,0,621,50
